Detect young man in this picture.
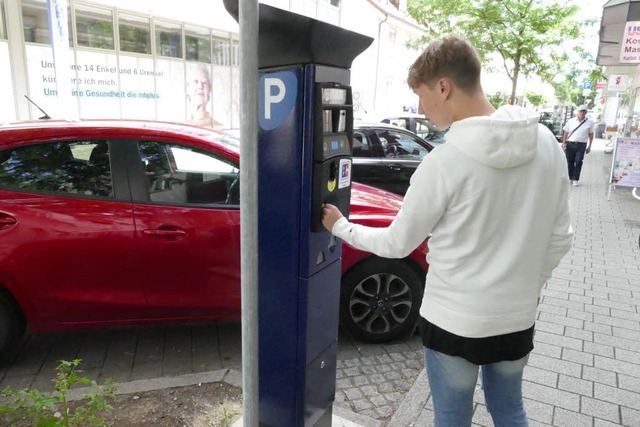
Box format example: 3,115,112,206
322,35,573,426
561,105,595,187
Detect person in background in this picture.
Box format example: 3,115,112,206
186,63,223,128
561,105,595,187
322,35,573,426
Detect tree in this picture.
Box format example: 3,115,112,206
486,92,509,109
549,45,606,108
407,0,582,105
524,91,546,108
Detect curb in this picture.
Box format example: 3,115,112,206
387,369,428,426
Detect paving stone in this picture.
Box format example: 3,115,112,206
344,367,361,376
522,381,580,412
583,342,615,358
621,406,640,427
594,382,640,409
528,354,582,378
564,326,593,342
360,384,378,397
562,348,594,366
552,408,594,427
580,396,620,423
369,394,387,406
524,398,554,424
524,366,559,387
558,374,593,397
351,398,373,411
535,330,584,350
344,387,364,400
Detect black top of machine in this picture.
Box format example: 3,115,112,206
223,0,373,69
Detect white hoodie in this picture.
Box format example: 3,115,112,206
333,105,573,338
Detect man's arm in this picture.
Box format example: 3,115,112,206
323,156,447,259
587,131,594,153
561,130,568,151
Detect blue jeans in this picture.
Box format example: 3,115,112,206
424,348,529,427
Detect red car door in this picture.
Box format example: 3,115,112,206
0,140,145,329
128,139,241,319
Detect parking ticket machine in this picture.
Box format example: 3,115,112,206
223,2,373,426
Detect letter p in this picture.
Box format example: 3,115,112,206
265,78,285,120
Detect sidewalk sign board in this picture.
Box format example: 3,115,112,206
607,137,640,199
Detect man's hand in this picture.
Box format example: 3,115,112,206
561,141,566,151
321,203,344,232
586,145,591,154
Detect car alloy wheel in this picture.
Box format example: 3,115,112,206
340,257,422,343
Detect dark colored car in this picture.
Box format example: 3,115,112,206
0,120,429,358
380,114,446,145
352,121,434,195
539,111,563,141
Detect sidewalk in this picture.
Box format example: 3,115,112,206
387,137,640,426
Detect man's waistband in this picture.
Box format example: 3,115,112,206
567,141,587,144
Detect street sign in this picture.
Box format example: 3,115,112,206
583,81,592,90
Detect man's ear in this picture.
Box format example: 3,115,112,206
439,78,452,100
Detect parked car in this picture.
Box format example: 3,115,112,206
352,121,434,195
538,110,563,141
380,113,446,145
0,120,429,358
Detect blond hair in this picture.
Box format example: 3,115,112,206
407,35,482,95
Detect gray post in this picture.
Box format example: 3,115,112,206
239,0,259,426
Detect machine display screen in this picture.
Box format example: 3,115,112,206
322,135,351,159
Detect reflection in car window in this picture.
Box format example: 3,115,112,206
352,132,372,157
379,131,430,160
0,141,113,197
138,141,239,206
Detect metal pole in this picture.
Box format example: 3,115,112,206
239,0,259,426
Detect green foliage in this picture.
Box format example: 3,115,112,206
221,405,241,427
524,92,546,108
0,359,116,427
406,0,584,104
486,92,509,109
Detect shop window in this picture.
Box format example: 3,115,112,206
118,13,150,54
231,39,239,66
156,21,182,58
0,0,6,40
186,26,211,63
22,0,71,46
75,4,114,50
212,36,231,66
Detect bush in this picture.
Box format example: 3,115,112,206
0,359,116,426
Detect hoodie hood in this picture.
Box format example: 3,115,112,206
444,105,540,169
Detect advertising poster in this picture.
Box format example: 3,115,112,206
118,55,157,120
156,59,186,123
0,42,16,123
610,138,640,187
74,50,121,118
23,45,236,128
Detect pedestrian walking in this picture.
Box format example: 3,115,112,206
562,105,595,187
322,35,573,427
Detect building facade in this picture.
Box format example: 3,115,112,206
0,0,426,127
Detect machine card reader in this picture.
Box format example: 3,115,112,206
311,82,354,232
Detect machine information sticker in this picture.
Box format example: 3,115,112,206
338,159,351,189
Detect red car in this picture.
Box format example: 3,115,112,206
0,120,428,358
